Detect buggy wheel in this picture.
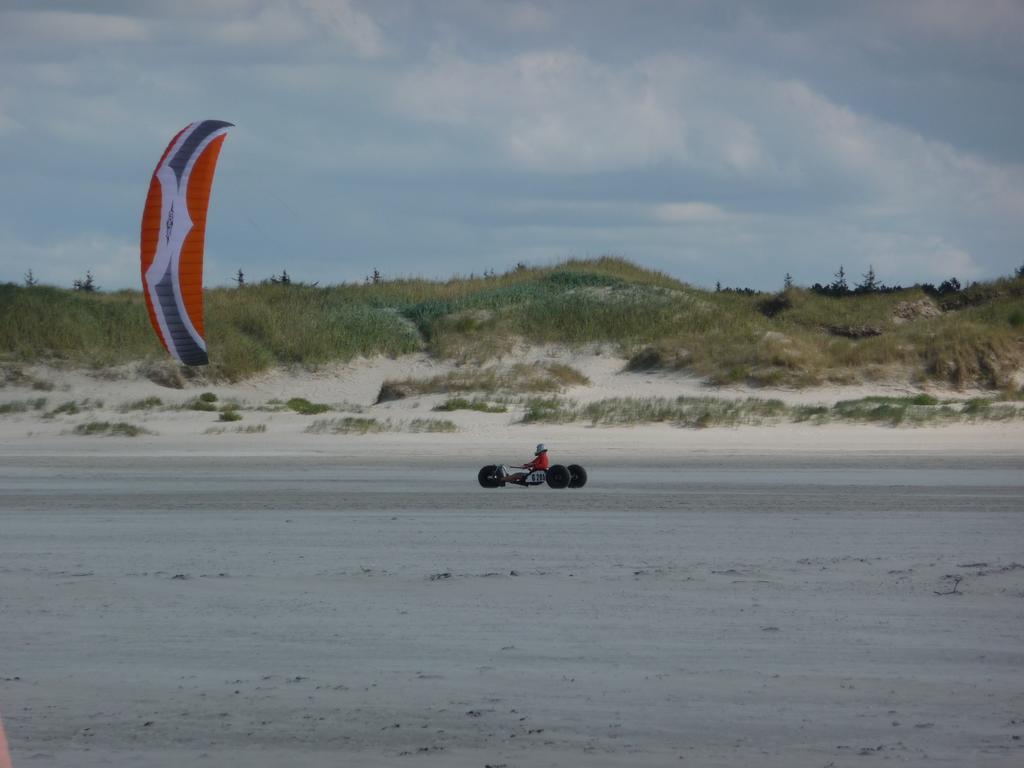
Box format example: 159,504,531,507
546,464,570,489
568,464,588,488
478,465,501,488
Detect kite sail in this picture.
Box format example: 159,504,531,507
140,120,232,366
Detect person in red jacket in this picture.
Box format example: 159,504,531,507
504,443,549,484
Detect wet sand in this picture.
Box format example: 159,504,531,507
2,452,1023,767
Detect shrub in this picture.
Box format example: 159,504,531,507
45,400,93,417
407,418,457,432
433,397,507,413
0,398,47,414
73,421,149,436
520,397,576,423
287,397,331,415
305,417,386,434
120,396,163,412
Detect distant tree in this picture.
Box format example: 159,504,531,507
234,269,245,287
857,265,879,293
371,269,381,284
829,265,848,294
783,273,794,290
937,277,961,295
715,281,721,292
73,271,97,292
24,269,38,287
1015,262,1024,278
270,270,291,285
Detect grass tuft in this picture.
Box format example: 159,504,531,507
407,418,458,432
306,417,386,434
73,421,150,437
381,362,588,402
120,396,163,412
519,393,1021,428
0,398,47,414
433,397,507,413
286,397,331,415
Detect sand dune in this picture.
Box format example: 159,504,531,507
1,348,1021,458
2,352,1022,766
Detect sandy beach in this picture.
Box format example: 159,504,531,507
2,353,1023,766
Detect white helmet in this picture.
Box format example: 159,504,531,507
535,443,547,454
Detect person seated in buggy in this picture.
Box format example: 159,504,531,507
503,443,549,484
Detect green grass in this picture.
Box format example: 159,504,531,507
520,397,579,424
306,417,388,434
522,395,789,427
44,399,101,418
433,397,508,413
831,396,955,426
380,362,589,401
73,421,150,437
205,423,267,434
304,416,458,434
0,397,47,414
520,394,1022,428
3,259,1022,389
286,397,331,415
407,418,458,433
218,409,243,422
119,396,163,412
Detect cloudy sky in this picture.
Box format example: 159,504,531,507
1,0,1022,290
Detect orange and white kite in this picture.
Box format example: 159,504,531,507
140,120,232,366
0,715,11,768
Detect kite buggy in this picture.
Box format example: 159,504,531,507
478,443,587,489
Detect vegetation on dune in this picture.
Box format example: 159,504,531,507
0,397,47,414
73,421,150,437
433,397,508,413
0,285,160,365
522,394,1024,428
304,416,457,434
119,396,163,412
379,362,589,402
285,397,331,415
2,257,1022,389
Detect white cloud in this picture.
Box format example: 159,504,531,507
301,0,386,58
896,0,1024,42
393,45,1024,225
206,0,385,56
210,5,309,45
0,11,150,44
0,232,138,290
500,2,551,31
653,202,728,223
0,95,18,136
854,232,985,282
772,79,1024,220
396,49,688,172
